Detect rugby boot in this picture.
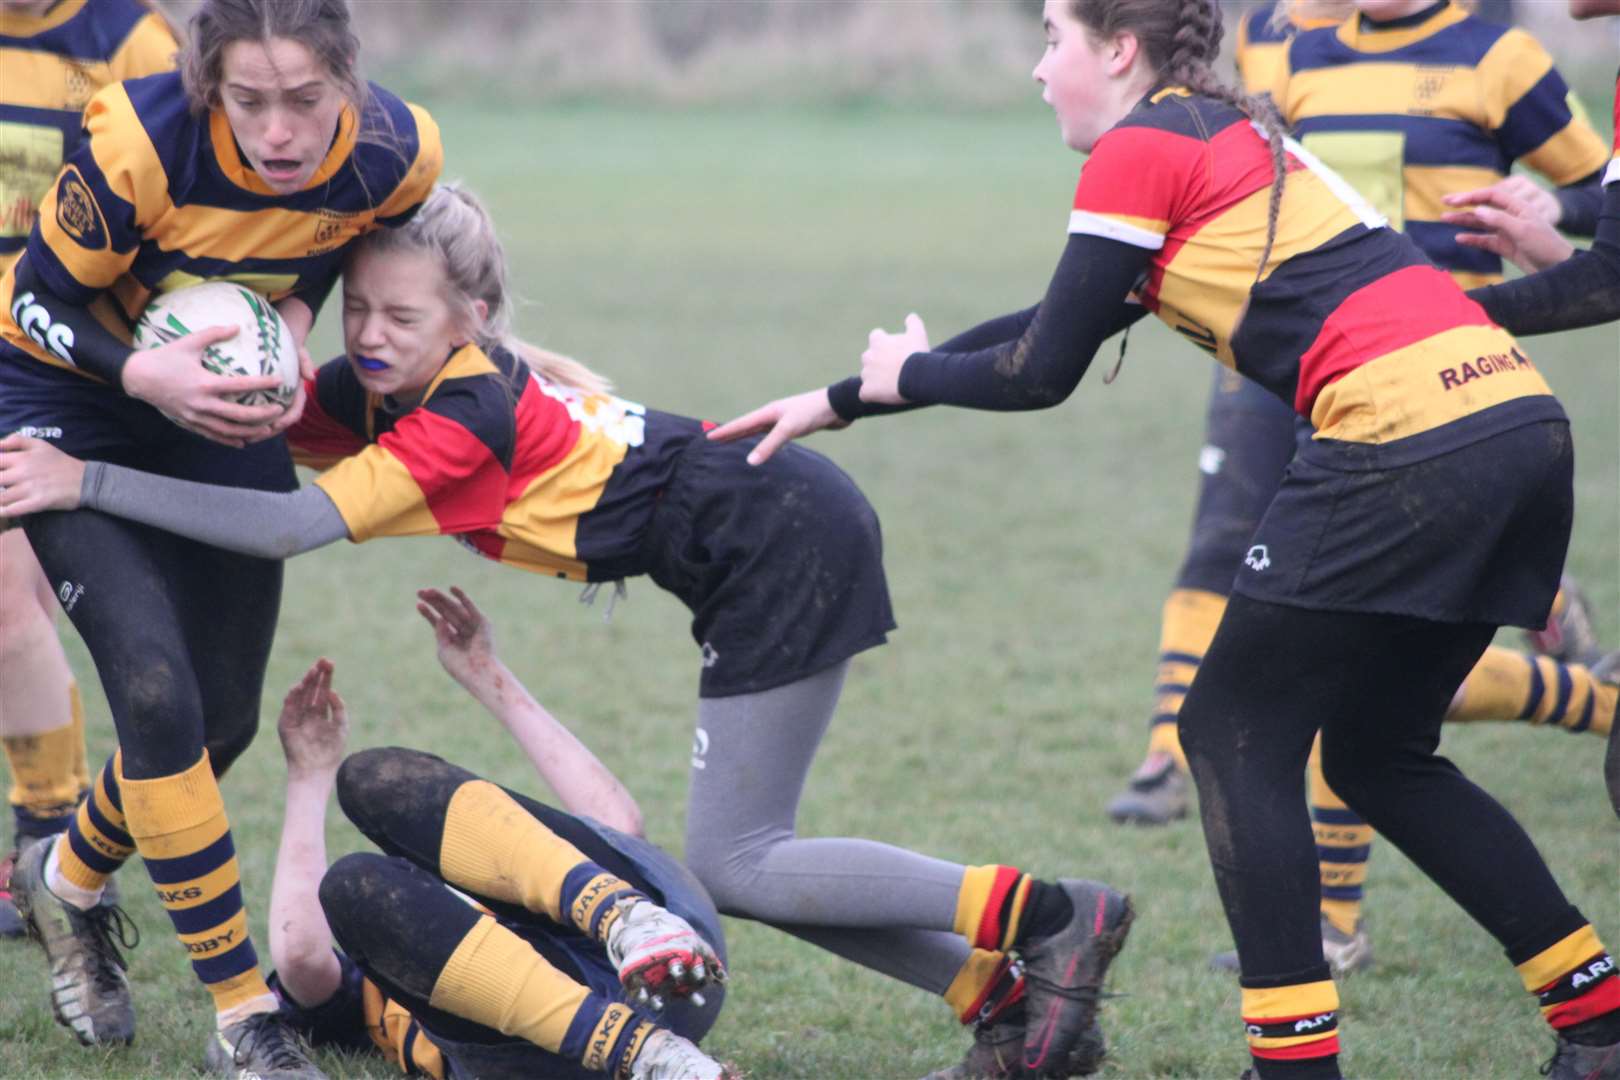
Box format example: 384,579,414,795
924,1005,1105,1079
629,1029,734,1080
1211,916,1372,976
204,1009,326,1079
1105,755,1189,825
11,836,137,1045
1540,1034,1620,1079
1526,575,1599,663
605,896,725,1009
1018,880,1132,1078
0,848,21,938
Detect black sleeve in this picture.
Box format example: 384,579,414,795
268,952,376,1054
12,256,134,386
1468,182,1620,336
1553,169,1606,238
896,232,1153,411
288,270,339,323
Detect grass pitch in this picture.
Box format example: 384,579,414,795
1,102,1615,1079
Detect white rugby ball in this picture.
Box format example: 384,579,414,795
132,282,299,409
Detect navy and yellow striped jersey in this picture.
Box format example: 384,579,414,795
291,344,704,582
1271,0,1608,287
1233,1,1341,99
1069,87,1559,455
0,71,441,378
0,0,176,269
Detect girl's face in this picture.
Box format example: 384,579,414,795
219,37,345,194
1033,1,1133,152
341,247,468,398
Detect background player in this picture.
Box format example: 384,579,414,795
267,586,732,1080
0,0,177,941
706,0,1620,1075
0,0,440,1073
0,180,1134,1078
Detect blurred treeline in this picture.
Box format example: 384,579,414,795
155,1,1617,110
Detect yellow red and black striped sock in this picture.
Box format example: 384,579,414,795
1517,924,1620,1032
1451,648,1614,736
119,751,270,1015
439,779,641,941
55,754,133,895
1307,734,1372,937
1241,978,1340,1071
1145,589,1227,771
943,949,1022,1024
430,913,655,1073
954,865,1033,952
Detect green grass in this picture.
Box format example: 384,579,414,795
2,102,1616,1080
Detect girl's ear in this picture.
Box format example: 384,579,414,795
1104,30,1141,77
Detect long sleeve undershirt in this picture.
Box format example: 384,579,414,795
1554,168,1606,238
895,233,1152,411
13,257,134,385
1467,181,1620,336
81,461,350,558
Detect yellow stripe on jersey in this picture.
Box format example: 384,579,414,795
1309,325,1554,444
315,446,444,542
496,424,632,576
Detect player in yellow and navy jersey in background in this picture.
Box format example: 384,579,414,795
0,180,1137,1080
1103,0,1617,978
266,588,733,1080
709,0,1620,1074
0,0,176,943
0,1,440,1075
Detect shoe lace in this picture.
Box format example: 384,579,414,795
1020,966,1124,1007
79,902,138,992
233,1012,310,1071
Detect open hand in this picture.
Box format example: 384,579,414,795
417,586,497,688
277,658,348,779
1441,183,1575,274
705,387,845,466
0,434,86,518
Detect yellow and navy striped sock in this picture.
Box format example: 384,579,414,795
4,696,90,831
1241,978,1340,1071
1145,589,1227,771
56,755,133,894
119,751,270,1014
439,780,641,941
1451,648,1615,736
1307,735,1371,937
430,913,655,1073
1516,923,1620,1032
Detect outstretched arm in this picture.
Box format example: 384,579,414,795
0,435,348,558
268,659,349,1008
416,587,645,837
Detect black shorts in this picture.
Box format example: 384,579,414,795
1232,418,1572,628
643,436,896,698
0,347,295,493
1175,365,1309,596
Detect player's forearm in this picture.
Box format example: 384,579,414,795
80,462,349,558
1553,170,1605,238
465,659,644,836
269,773,343,1007
10,256,133,384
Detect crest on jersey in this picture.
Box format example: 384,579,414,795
54,167,107,250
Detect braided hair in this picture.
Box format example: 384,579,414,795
1072,0,1290,280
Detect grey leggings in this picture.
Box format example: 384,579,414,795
684,661,973,994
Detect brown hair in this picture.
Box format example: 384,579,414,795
179,0,366,117
1072,0,1289,280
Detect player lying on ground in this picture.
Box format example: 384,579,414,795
0,181,1132,1078
267,587,730,1079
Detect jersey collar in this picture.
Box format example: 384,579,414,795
1337,0,1469,53
0,0,86,36
209,104,359,197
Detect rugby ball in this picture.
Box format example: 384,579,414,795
132,282,299,409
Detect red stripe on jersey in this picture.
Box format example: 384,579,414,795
1294,265,1491,414
1252,1035,1341,1061
376,409,507,535
1547,973,1620,1029
508,376,584,493
288,377,366,459
1157,122,1305,273
1612,73,1618,155
460,530,508,562
1073,123,1206,221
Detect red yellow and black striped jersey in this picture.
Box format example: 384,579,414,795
1069,87,1560,455
1270,0,1608,286
1232,2,1341,98
291,344,703,582
0,0,176,270
0,71,441,377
